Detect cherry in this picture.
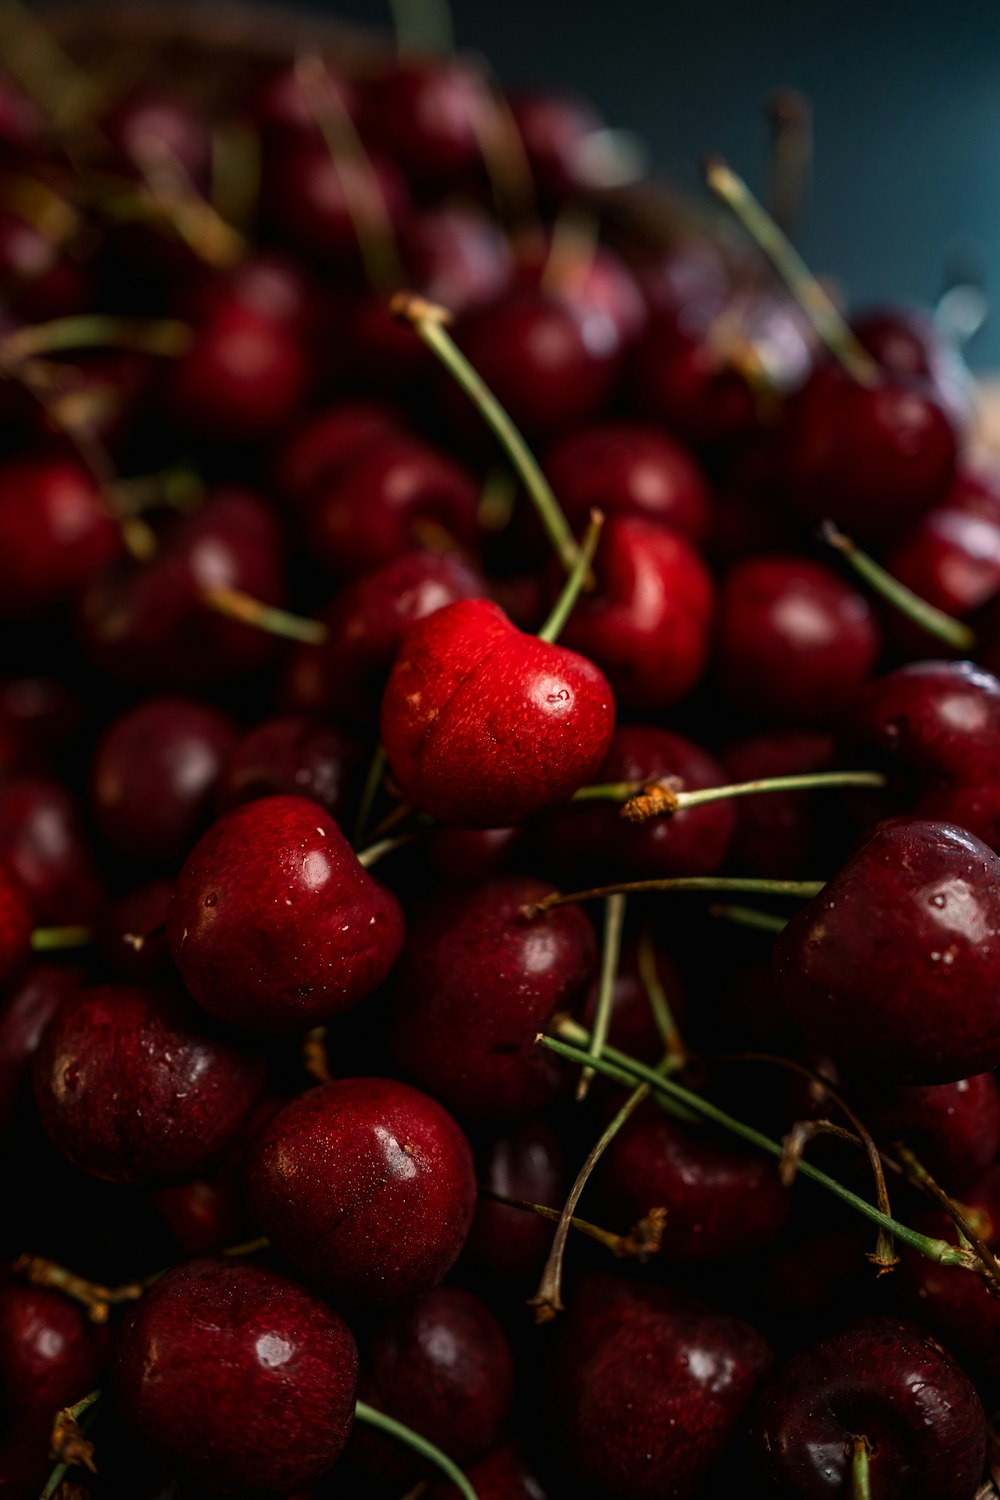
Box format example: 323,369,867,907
0,963,77,1137
79,487,287,687
508,89,606,201
0,205,93,321
773,817,1000,1082
168,795,404,1031
715,555,880,725
0,861,32,991
113,1259,358,1495
390,876,595,1122
722,730,835,877
215,715,362,822
0,777,103,925
381,598,615,827
283,549,484,723
516,238,648,352
550,1272,771,1500
167,297,310,440
101,90,211,185
426,1443,548,1500
363,57,494,188
428,824,524,884
352,1286,515,1481
0,454,118,617
90,696,236,864
751,1315,985,1499
33,982,266,1184
853,303,974,434
860,1071,1000,1191
302,435,481,580
467,1118,565,1279
782,361,958,542
246,59,358,144
946,462,1000,527
0,73,46,159
542,420,710,545
244,1076,477,1305
555,516,714,711
884,505,1000,647
262,134,409,268
599,1105,789,1260
274,397,405,506
100,878,173,981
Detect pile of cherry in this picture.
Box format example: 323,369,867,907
6,9,1000,1499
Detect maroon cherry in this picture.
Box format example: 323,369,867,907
427,824,524,883
947,461,1000,526
0,860,31,991
262,134,409,267
426,1443,548,1500
274,398,405,506
722,730,835,878
860,1071,1000,1191
100,878,173,981
853,302,974,434
774,817,1000,1082
751,1315,985,1499
363,57,493,187
245,1076,476,1305
168,795,404,1031
551,1272,771,1500
716,555,881,724
353,1286,515,1481
0,963,77,1137
215,715,362,822
381,598,615,827
168,297,309,439
884,505,1000,647
33,982,266,1184
390,876,595,1123
101,89,211,184
114,1259,358,1495
0,675,81,778
581,936,686,1062
516,237,647,351
508,89,606,200
556,515,714,711
90,696,236,864
0,454,117,617
0,777,103,925
246,59,358,144
0,206,93,321
467,1118,566,1278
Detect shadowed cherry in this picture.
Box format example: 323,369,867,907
0,777,103,925
0,455,118,617
0,861,32,992
581,936,685,1063
274,398,406,506
426,1443,548,1500
215,715,362,822
100,879,173,982
101,90,211,185
262,135,409,268
467,1118,565,1279
0,962,78,1137
363,57,494,188
860,1071,1000,1191
722,730,835,878
509,89,606,201
168,298,310,440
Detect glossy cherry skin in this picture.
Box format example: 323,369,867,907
557,516,714,711
467,1118,565,1278
751,1316,985,1499
716,556,881,724
274,398,405,505
0,777,103,925
215,715,361,822
168,795,404,1031
0,861,31,990
304,436,481,581
853,303,974,434
263,135,409,268
363,57,493,187
353,1286,515,1481
114,1259,358,1495
544,726,735,880
783,362,958,541
381,599,615,827
0,455,117,617
722,730,835,878
542,420,710,545
427,1443,548,1500
885,505,1000,647
774,817,1000,1082
33,982,266,1184
0,963,77,1136
551,1272,771,1500
91,696,235,864
245,1076,476,1306
390,876,595,1123
79,488,287,687
860,1071,1000,1190
599,1106,789,1260
168,298,309,440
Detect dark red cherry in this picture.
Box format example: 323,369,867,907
79,487,287,687
245,1076,476,1305
516,237,647,350
542,420,709,545
0,454,117,617
581,936,685,1062
168,298,309,439
101,90,211,184
302,436,481,580
599,1105,789,1260
716,555,880,724
467,1118,565,1278
381,598,615,827
114,1259,358,1495
263,134,409,267
246,59,358,144
0,675,81,777
946,462,1000,527
0,73,46,159
853,302,974,434
0,206,92,321
544,725,735,879
508,89,606,200
751,1315,985,1499
353,1286,515,1481
0,963,77,1136
363,57,493,187
33,982,266,1184
100,879,173,981
390,876,595,1123
427,824,524,883
556,515,714,711
885,506,1000,647
0,777,103,925
0,861,31,991
722,730,835,878
783,361,958,542
551,1272,771,1500
774,817,1000,1082
274,398,405,506
91,696,236,864
859,1071,1000,1190
168,795,404,1031
215,715,361,822
426,1443,548,1500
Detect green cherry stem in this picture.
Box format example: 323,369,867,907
354,1402,478,1500
702,156,878,386
539,1025,977,1271
637,921,688,1061
389,292,580,573
201,586,328,645
0,314,192,364
354,744,388,846
576,887,625,1100
709,904,789,935
537,509,603,644
820,519,977,652
355,831,421,868
30,924,93,953
850,1435,873,1500
573,769,887,821
41,1388,103,1499
522,876,825,917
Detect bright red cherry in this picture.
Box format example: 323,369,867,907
245,1076,477,1305
168,795,403,1031
215,715,362,821
0,455,117,617
381,598,615,827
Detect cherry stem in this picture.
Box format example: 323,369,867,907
30,924,93,953
389,292,580,574
537,508,603,644
522,876,825,917
897,1146,1000,1298
637,922,687,1061
354,744,388,846
355,831,421,868
539,1024,977,1272
201,586,328,645
577,888,625,1100
709,904,788,935
11,1253,144,1323
354,1402,478,1500
850,1435,873,1500
572,770,886,820
477,1185,650,1257
303,1026,332,1084
0,314,192,364
702,156,878,385
110,464,204,517
468,60,540,231
819,519,977,651
131,137,247,270
766,88,812,238
41,1389,103,1500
